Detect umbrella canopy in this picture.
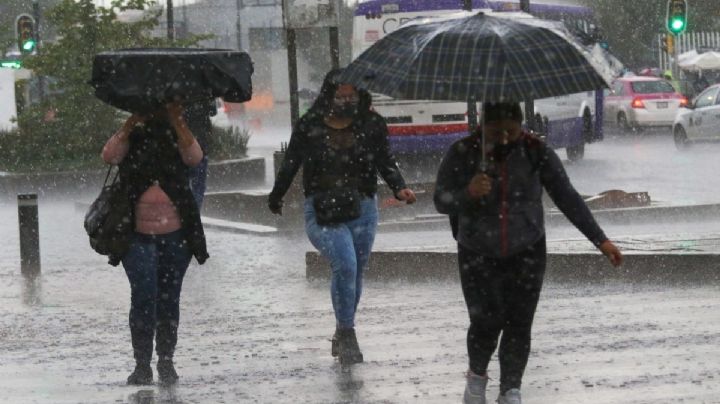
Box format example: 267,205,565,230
339,11,612,102
90,48,254,113
678,50,720,71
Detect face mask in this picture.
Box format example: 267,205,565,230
493,142,516,158
486,137,518,160
330,101,358,118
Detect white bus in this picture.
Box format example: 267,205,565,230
353,0,607,162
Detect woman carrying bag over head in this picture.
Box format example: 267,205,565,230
268,69,417,365
101,101,209,386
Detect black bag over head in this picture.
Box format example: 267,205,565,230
90,48,254,113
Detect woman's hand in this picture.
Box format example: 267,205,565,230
120,113,146,133
167,102,198,151
395,188,417,204
599,240,623,267
268,199,283,215
467,174,492,199
166,102,187,129
128,113,146,126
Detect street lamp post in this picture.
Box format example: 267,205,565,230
32,0,44,102
167,0,175,40
236,0,243,50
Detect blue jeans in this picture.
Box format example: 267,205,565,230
121,230,192,364
189,156,209,208
304,195,378,329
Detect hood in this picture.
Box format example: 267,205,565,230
305,68,373,120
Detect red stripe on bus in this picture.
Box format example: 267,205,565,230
388,123,469,136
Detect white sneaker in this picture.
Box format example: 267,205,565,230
463,370,488,404
497,388,522,404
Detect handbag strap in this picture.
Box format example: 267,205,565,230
103,165,119,187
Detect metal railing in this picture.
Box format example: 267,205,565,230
658,31,720,72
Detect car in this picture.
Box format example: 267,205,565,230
672,83,720,150
603,76,688,132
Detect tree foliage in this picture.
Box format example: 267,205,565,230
295,1,355,84
584,0,720,68
4,0,206,172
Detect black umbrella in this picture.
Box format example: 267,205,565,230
339,11,618,165
339,12,613,102
90,48,254,113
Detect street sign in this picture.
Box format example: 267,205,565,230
0,60,22,69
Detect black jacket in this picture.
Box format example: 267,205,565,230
112,119,209,265
434,132,607,258
269,70,407,206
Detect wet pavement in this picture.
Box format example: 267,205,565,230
2,130,720,403
1,202,719,404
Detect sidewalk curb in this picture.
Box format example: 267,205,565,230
202,217,278,236
376,203,720,233
306,251,720,282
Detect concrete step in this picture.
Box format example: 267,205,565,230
306,250,720,282
202,217,278,236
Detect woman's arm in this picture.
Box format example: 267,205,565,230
540,148,607,247
168,103,204,168
268,122,308,214
540,148,623,266
102,114,143,165
371,115,408,195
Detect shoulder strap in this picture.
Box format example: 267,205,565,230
103,165,119,187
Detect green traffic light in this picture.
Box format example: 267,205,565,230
671,18,685,32
22,39,36,51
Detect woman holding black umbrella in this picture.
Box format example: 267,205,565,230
102,102,209,385
434,102,622,404
268,69,416,365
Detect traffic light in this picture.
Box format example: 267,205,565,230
667,0,688,35
16,14,36,54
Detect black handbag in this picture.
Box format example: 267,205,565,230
84,166,132,259
313,187,363,225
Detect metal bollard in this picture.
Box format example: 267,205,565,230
17,194,41,278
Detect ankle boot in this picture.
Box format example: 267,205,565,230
157,358,179,385
127,363,153,385
336,328,363,365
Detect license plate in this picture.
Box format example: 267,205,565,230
657,102,668,109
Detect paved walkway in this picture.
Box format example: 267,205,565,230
1,203,719,403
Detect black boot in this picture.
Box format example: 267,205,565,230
127,363,153,385
157,358,179,385
335,328,363,365
331,330,339,357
